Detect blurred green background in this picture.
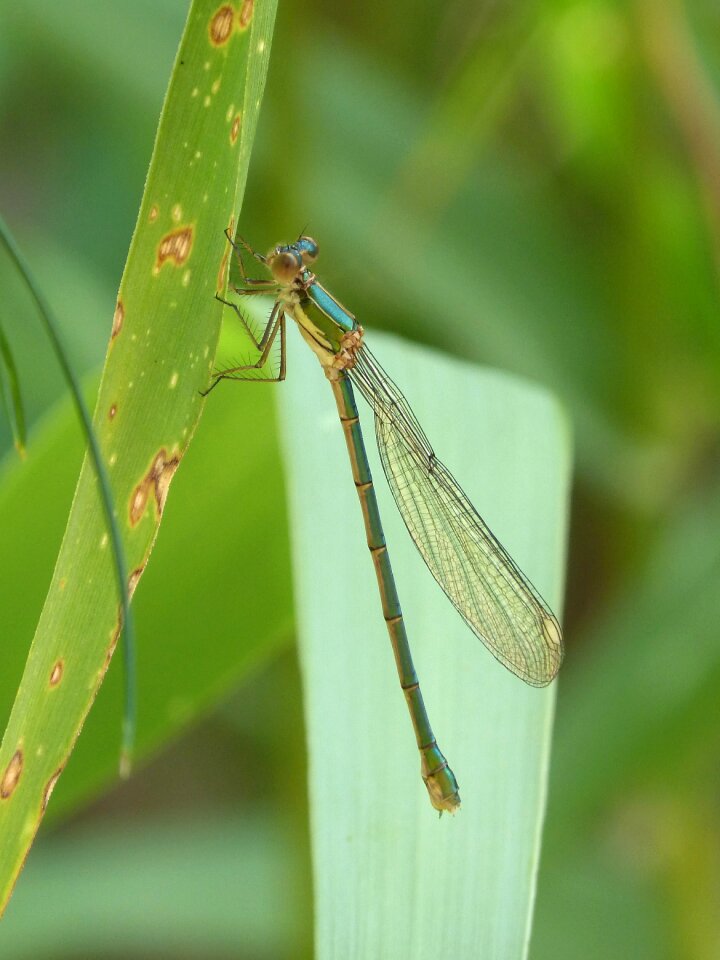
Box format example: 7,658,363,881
1,0,719,957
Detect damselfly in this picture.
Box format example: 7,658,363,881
205,233,564,813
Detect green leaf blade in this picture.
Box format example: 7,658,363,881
0,0,277,912
279,331,571,957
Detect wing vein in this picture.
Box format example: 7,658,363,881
349,345,563,686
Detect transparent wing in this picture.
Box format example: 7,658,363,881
349,346,563,686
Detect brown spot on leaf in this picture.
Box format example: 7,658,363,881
230,112,241,145
42,767,64,812
130,484,148,526
1,750,23,799
217,217,234,291
58,577,67,590
112,300,124,339
129,448,181,526
149,204,159,223
109,403,118,421
209,5,234,45
105,615,123,670
238,0,254,29
128,566,145,599
156,226,194,273
154,454,180,516
49,660,64,687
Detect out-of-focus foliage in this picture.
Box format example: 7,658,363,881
0,0,718,957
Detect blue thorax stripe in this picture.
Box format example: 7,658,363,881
306,278,356,332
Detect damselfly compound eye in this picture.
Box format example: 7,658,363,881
268,249,301,283
298,236,319,264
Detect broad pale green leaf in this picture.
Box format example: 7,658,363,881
279,331,570,958
0,0,278,911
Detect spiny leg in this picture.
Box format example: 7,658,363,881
213,299,283,372
202,311,286,396
224,228,271,285
214,293,281,352
276,310,287,381
234,232,267,264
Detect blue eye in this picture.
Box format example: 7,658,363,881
298,236,319,264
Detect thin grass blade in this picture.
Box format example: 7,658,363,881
0,210,136,770
0,317,25,457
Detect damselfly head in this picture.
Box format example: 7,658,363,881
267,247,302,283
267,236,319,282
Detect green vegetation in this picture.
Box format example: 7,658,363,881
1,0,718,957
